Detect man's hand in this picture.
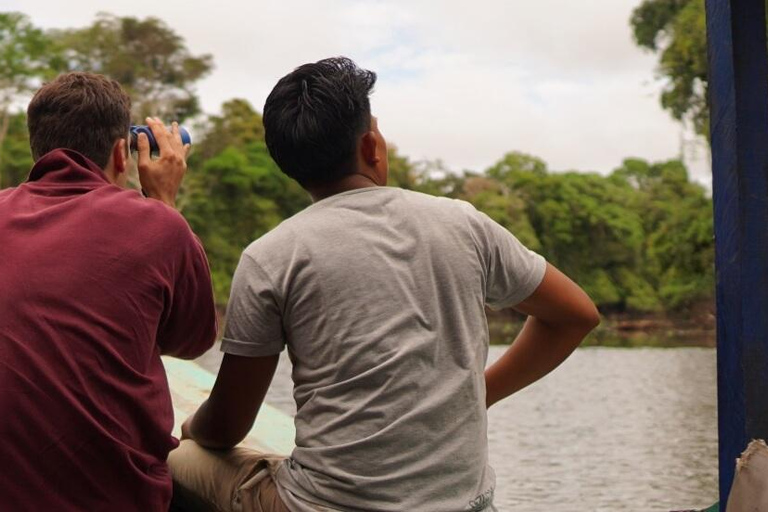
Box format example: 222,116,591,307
137,117,190,209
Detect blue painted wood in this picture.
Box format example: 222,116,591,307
705,0,768,505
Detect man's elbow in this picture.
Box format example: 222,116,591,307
187,414,249,450
553,301,600,336
576,302,601,333
585,303,601,329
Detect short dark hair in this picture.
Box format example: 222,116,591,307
263,57,377,188
27,72,132,168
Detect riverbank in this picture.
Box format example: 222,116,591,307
215,301,717,348
487,301,716,348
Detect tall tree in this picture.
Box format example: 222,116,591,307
629,0,741,136
384,146,465,197
182,99,310,305
611,158,714,309
0,12,59,187
192,98,265,162
0,111,33,187
51,13,213,121
460,173,541,251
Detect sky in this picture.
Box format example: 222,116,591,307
5,0,712,186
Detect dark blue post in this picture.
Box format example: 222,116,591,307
705,0,768,505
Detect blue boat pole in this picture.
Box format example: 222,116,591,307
705,0,768,505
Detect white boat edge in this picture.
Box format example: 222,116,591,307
162,356,296,456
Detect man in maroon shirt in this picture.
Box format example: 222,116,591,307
0,72,218,511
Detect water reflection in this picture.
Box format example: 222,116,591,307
485,347,717,511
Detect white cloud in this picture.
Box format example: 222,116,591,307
5,0,711,184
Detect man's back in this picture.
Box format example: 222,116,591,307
0,149,216,511
223,186,546,511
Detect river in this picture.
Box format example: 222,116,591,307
198,345,718,511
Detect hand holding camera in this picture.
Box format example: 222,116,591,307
133,118,191,209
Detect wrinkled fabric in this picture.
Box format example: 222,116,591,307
169,440,290,512
0,149,217,512
223,187,545,511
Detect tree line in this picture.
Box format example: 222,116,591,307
0,11,715,314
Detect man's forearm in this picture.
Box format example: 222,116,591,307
181,353,279,449
484,315,594,408
183,400,244,450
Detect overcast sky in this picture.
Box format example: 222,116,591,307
6,0,712,186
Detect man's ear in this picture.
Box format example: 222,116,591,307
112,139,128,174
360,131,380,166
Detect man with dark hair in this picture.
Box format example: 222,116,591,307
172,57,599,511
0,72,217,511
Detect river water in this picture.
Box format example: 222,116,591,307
199,345,718,511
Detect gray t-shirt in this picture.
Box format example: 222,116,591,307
222,187,546,511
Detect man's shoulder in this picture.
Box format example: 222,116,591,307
118,188,187,225
0,184,24,207
241,217,297,261
397,188,475,210
331,186,478,217
240,188,482,259
99,188,196,250
391,188,483,227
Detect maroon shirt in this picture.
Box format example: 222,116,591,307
0,149,217,511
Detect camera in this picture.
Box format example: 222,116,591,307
129,125,191,154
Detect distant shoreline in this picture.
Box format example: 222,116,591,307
215,304,718,348
487,302,716,348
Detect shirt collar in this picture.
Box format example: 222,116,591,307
26,149,111,191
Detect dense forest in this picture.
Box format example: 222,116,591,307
0,11,715,325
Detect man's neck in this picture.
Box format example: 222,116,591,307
309,173,381,202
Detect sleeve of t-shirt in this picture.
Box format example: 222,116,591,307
220,253,286,357
471,208,547,310
157,230,218,359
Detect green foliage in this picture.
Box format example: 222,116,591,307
459,174,541,251
0,12,59,103
0,11,715,315
50,13,213,121
615,268,661,312
522,172,650,308
611,157,714,310
388,149,713,313
486,151,548,180
182,99,309,306
629,0,761,135
0,12,59,187
630,0,690,51
0,111,32,187
476,152,714,312
385,146,457,196
657,1,708,134
386,146,420,190
183,147,275,304
193,99,265,162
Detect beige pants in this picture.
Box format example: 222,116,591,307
169,440,291,512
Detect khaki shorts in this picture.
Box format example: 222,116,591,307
169,440,290,512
